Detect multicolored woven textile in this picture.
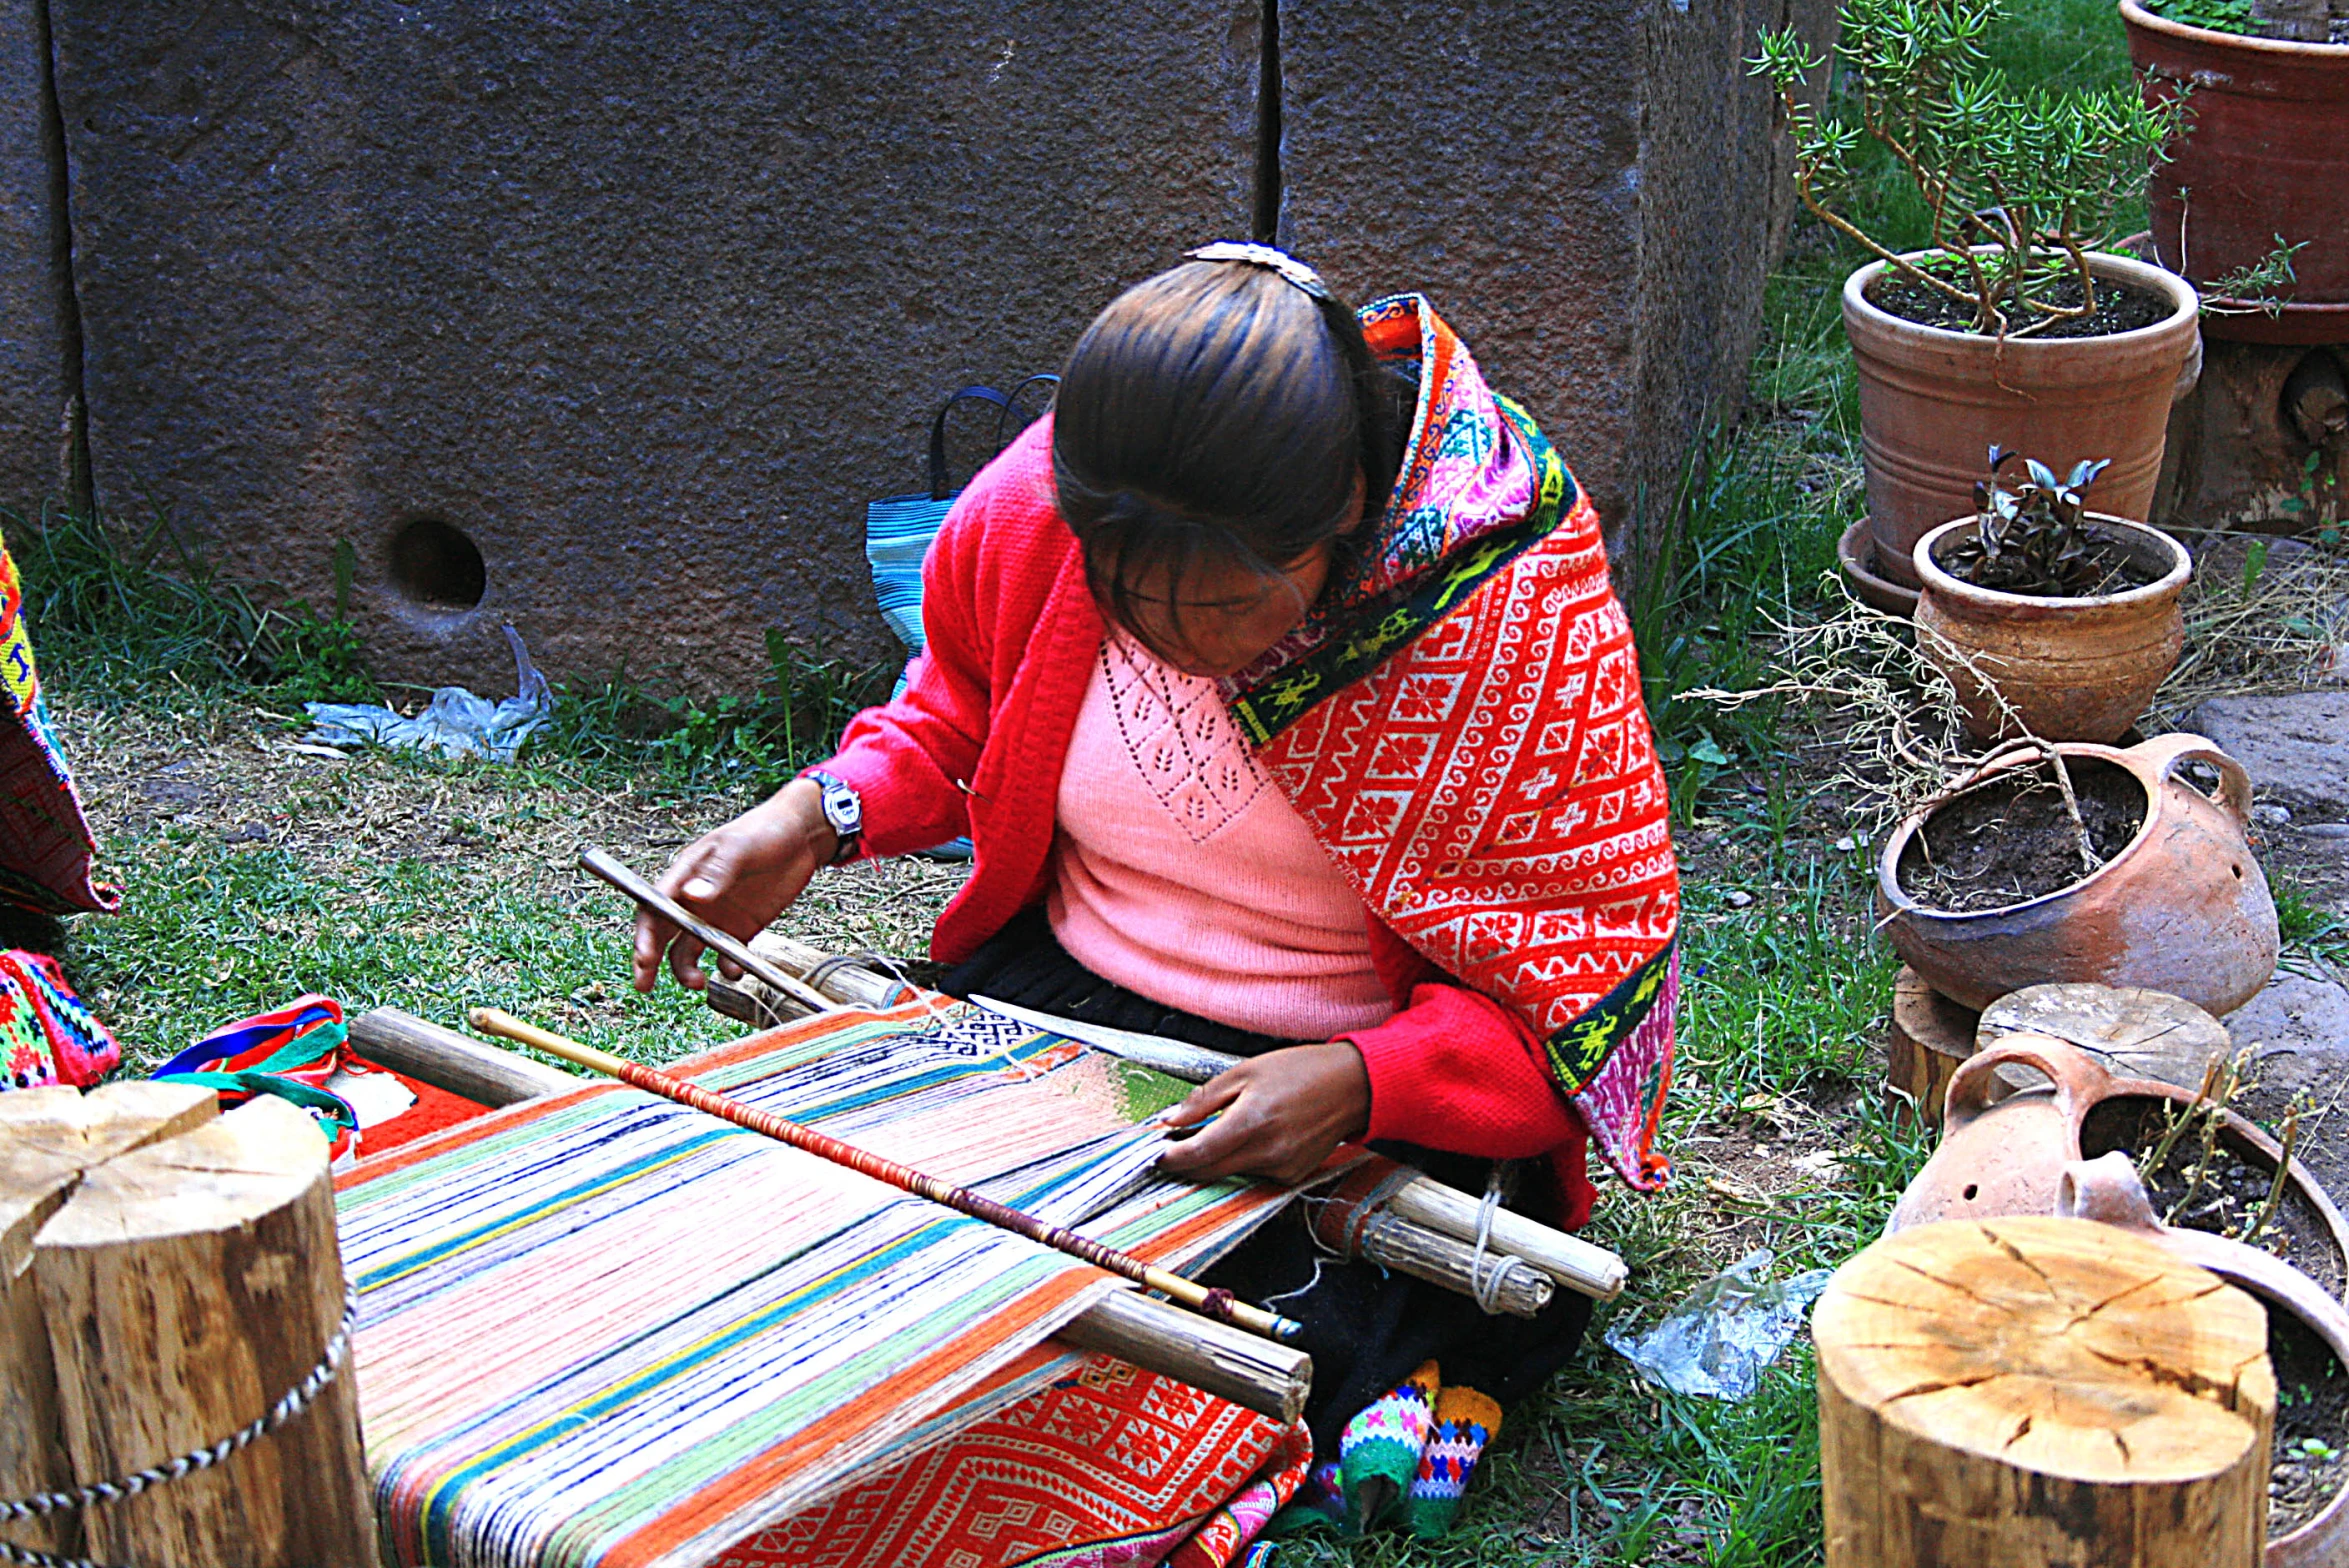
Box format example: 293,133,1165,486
720,1356,1299,1568
1226,295,1681,1189
0,948,118,1090
0,528,115,915
338,1000,1294,1568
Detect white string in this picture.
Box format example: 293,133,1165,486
1468,1167,1509,1316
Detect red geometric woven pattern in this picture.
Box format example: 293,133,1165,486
716,1356,1284,1568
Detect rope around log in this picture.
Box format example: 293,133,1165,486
0,1288,358,1568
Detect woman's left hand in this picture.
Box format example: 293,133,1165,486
1156,1042,1370,1185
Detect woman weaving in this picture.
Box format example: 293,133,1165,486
635,245,1680,1542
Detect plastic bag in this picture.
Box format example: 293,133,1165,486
304,625,552,763
1603,1248,1833,1401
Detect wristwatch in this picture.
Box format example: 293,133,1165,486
804,770,864,865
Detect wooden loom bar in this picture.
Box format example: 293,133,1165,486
707,931,914,1019
349,1005,583,1106
1383,1175,1627,1301
1057,1288,1310,1423
580,846,840,1015
468,1009,1306,1344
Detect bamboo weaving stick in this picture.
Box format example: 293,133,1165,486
467,1009,1305,1343
579,846,840,1016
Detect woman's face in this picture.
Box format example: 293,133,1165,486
1106,478,1364,679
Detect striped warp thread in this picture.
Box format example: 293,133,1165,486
604,1056,1257,1331
337,1000,1294,1568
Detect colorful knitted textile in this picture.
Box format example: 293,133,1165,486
0,527,115,915
0,949,118,1090
338,1000,1295,1568
1406,1385,1503,1539
1224,296,1680,1189
720,1357,1302,1568
1274,1363,1502,1541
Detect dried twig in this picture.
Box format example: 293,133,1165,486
2242,1098,2305,1249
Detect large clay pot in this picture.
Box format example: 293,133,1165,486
2060,1151,2349,1566
1846,249,2201,589
1913,511,2192,743
2123,0,2349,347
1877,733,2280,1014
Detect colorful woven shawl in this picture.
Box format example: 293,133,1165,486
0,528,115,916
1226,296,1680,1190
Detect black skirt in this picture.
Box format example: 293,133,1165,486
941,908,1591,1454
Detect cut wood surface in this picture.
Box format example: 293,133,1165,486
1,1081,218,1562
1056,1287,1312,1422
1816,1215,2274,1568
349,1004,582,1107
1977,983,2230,1093
1886,966,1980,1127
34,1095,380,1568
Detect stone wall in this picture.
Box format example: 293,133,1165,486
8,0,1827,693
0,0,68,513
1278,0,1830,581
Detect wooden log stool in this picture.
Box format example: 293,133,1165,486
1816,1215,2274,1567
1977,983,2232,1094
1886,966,1981,1128
2,1090,379,1568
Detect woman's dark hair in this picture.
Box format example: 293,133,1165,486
1051,259,1397,653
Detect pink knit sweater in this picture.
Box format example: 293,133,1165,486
1049,632,1394,1040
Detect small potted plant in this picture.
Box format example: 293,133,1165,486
1754,1,2201,594
1913,448,2193,743
2122,0,2349,346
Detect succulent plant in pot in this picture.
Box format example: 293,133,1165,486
1754,0,2202,594
1914,448,2193,744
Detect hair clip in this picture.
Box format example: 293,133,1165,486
1184,241,1332,301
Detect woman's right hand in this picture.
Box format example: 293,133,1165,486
630,778,838,993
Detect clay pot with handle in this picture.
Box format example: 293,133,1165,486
1877,733,2280,1015
1913,511,2192,744
1892,1037,2349,1274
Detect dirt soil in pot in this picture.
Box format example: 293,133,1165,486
1932,521,2165,597
1896,758,2144,913
2269,1308,2349,1537
1866,272,2172,338
2079,1097,2346,1296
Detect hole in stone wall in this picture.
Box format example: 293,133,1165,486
388,517,486,612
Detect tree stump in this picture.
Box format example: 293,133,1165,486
1,1081,218,1561
1817,1215,2274,1568
1977,983,2231,1094
1887,966,1981,1127
32,1095,380,1568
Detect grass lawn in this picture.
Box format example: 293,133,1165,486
11,4,2343,1563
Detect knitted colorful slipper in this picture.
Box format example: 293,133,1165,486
1337,1359,1441,1532
1405,1384,1503,1539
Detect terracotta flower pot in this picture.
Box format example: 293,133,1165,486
1913,511,2192,744
1845,250,2201,589
2123,0,2349,346
1877,733,2280,1015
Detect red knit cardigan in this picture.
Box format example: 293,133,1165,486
818,418,1594,1225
